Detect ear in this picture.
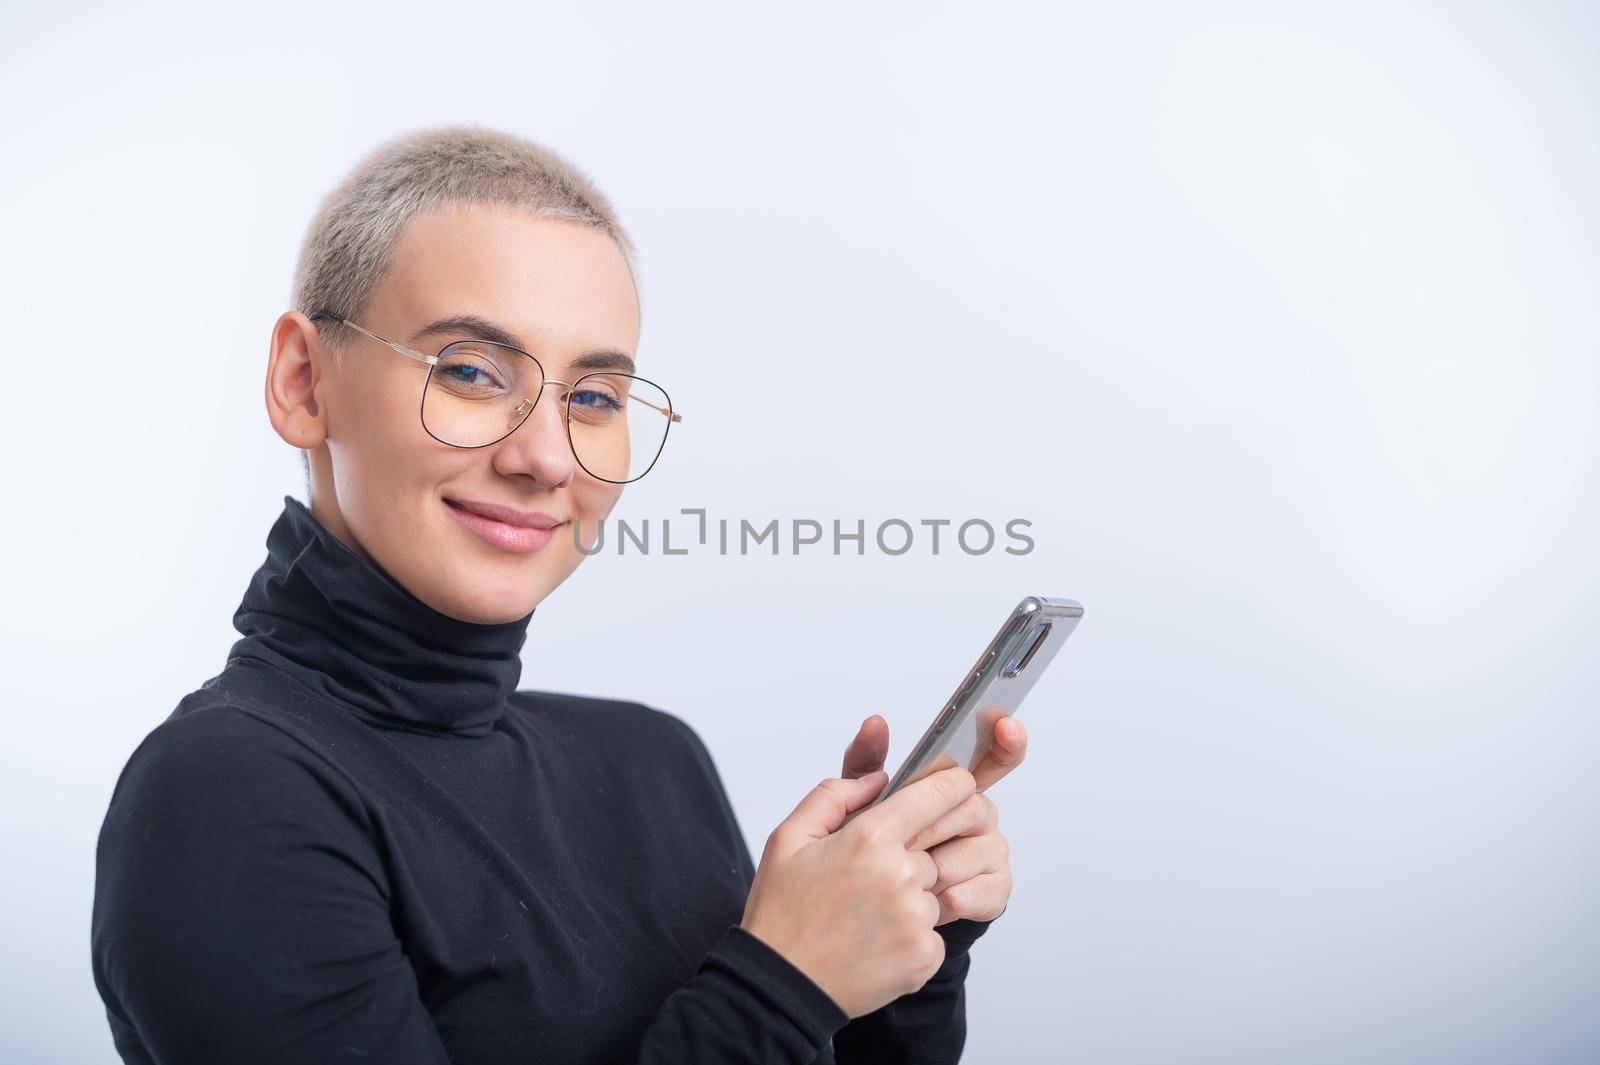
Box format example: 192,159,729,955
265,311,330,452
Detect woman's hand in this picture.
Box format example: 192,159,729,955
740,765,982,1018
908,784,1010,924
840,711,1026,924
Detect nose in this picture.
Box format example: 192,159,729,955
490,383,576,487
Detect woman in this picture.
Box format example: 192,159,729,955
90,125,1028,1064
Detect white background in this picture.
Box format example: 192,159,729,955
2,2,1595,1062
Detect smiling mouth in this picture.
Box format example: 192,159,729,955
443,499,567,554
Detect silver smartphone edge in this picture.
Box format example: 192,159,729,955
864,595,1083,810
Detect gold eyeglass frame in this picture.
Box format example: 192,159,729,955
308,311,683,484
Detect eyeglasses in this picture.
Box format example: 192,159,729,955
308,312,682,484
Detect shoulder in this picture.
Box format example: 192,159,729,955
94,697,382,946
100,696,369,849
92,700,402,1052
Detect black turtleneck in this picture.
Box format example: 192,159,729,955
91,495,991,1064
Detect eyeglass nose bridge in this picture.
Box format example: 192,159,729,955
510,378,582,422
508,378,600,439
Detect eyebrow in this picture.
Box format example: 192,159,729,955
410,313,637,374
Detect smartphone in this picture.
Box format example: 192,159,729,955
860,595,1083,812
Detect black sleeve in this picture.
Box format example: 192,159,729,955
663,711,994,1064
626,922,850,1062
829,915,996,1064
90,707,454,1065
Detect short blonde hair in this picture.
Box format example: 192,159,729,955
291,123,639,363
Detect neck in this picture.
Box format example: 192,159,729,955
226,495,535,737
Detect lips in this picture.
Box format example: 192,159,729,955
443,498,566,554
444,498,562,529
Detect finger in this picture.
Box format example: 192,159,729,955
906,791,998,852
841,749,960,829
776,771,888,850
841,714,890,779
911,848,939,891
921,886,944,928
970,714,1028,792
849,765,976,846
927,831,1007,895
934,869,1011,925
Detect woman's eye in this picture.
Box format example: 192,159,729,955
443,365,497,388
570,389,623,411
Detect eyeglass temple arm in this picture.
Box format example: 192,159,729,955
314,311,682,422
310,312,436,366
630,393,684,423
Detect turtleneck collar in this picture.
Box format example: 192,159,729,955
226,494,534,737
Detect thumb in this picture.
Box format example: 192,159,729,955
841,714,890,779
777,770,889,849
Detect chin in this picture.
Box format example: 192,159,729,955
428,526,567,612
441,584,541,625
465,552,577,623
398,554,515,624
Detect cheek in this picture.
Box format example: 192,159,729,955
337,375,437,475
573,480,625,524
552,481,622,562
329,381,463,552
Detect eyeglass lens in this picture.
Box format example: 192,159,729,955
420,340,672,483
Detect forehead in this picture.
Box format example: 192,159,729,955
379,203,639,355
